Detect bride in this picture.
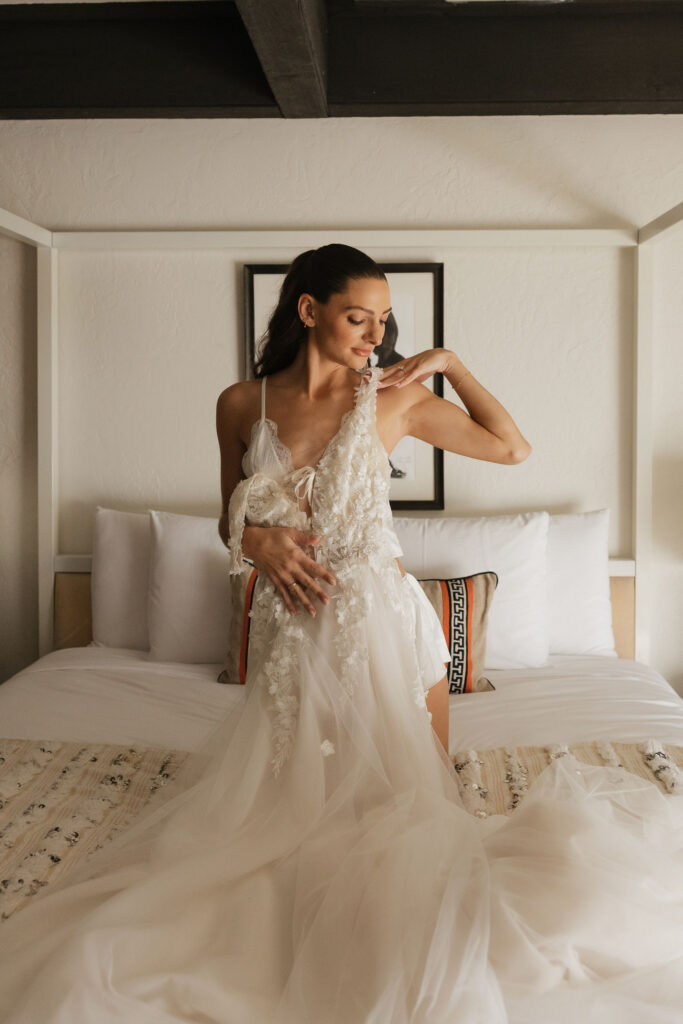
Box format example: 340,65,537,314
217,243,531,768
0,243,682,1023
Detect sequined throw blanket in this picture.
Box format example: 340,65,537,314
0,738,187,922
1,736,682,923
449,738,683,820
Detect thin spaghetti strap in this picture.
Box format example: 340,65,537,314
260,376,266,422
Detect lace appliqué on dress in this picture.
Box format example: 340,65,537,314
227,473,309,574
228,367,429,778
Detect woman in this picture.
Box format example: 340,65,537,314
0,245,682,1024
216,244,531,763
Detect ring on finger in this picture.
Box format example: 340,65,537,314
287,580,299,591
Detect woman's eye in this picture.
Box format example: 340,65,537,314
349,317,363,325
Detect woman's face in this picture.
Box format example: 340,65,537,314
302,277,393,371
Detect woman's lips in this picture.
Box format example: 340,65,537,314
353,349,372,357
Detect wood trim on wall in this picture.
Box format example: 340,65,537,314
53,571,637,661
54,573,92,651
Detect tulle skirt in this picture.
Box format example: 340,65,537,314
1,560,682,1023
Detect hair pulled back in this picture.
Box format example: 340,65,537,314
253,243,386,379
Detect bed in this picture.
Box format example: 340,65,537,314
1,504,682,926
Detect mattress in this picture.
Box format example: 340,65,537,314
1,645,682,755
451,654,683,751
2,646,683,922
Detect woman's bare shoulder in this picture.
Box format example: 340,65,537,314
216,380,262,444
216,378,261,412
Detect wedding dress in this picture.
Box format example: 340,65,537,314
1,365,683,1023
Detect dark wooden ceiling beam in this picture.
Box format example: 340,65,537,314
327,0,683,115
0,0,681,119
234,0,328,117
0,1,279,119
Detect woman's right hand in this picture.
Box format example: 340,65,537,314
242,525,337,617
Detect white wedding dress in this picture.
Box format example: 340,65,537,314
1,365,683,1023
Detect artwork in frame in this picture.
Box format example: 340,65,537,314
243,260,444,511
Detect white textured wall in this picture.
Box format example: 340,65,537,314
55,245,631,553
0,116,681,690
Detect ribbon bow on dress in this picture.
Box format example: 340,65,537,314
290,465,316,508
289,465,323,562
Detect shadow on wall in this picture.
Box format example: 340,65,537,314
652,453,683,696
0,238,38,684
653,454,683,561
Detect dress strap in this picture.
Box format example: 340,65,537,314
260,376,266,422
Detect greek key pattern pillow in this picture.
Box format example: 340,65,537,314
416,572,498,695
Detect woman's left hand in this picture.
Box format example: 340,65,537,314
376,347,455,389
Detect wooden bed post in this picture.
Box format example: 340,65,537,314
635,201,683,664
37,245,59,657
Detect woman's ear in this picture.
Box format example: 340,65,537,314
298,294,315,326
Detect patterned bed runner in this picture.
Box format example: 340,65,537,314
1,736,682,922
450,738,683,818
0,738,188,922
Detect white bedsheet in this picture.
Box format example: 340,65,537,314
0,646,237,752
452,654,683,751
1,645,682,755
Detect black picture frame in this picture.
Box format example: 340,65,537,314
243,260,444,511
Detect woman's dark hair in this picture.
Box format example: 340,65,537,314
373,311,399,365
253,244,387,379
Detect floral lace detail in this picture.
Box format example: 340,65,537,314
264,412,355,478
227,472,309,574
307,370,425,710
256,418,294,471
258,592,306,778
241,413,295,479
228,367,428,777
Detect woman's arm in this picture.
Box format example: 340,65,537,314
216,382,247,548
378,349,532,465
215,384,336,616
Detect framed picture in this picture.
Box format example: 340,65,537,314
244,260,444,510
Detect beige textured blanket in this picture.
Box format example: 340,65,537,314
449,738,683,819
1,736,682,922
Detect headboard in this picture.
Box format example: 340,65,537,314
52,571,636,660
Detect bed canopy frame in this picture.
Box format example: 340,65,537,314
1,204,681,664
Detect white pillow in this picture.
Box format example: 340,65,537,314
91,506,150,651
392,512,550,670
548,508,616,656
147,510,231,663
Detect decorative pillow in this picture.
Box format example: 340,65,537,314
393,511,550,670
217,565,259,685
547,508,617,656
217,567,498,694
416,572,497,695
91,506,151,651
147,511,232,664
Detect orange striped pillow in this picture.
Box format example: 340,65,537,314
416,572,498,694
218,568,498,692
217,566,259,686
